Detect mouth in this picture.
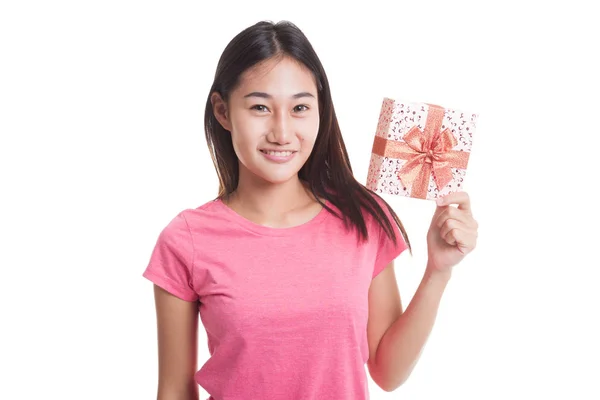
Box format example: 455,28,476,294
259,149,297,157
259,149,298,163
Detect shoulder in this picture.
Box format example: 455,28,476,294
367,190,391,211
149,200,224,265
362,190,407,250
155,199,224,240
173,198,228,228
323,189,396,239
361,191,395,230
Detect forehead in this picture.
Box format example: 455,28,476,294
236,57,317,96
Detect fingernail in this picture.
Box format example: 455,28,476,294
436,197,444,205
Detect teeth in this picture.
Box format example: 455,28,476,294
264,150,293,157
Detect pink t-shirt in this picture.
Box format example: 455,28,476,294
143,196,407,400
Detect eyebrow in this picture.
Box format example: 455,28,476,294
243,91,315,100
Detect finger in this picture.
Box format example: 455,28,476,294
439,218,470,241
432,201,448,220
437,191,471,213
435,206,477,230
434,207,451,228
439,218,458,240
444,229,477,254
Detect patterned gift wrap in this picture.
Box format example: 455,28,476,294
366,98,478,200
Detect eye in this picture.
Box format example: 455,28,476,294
294,105,309,112
251,105,268,112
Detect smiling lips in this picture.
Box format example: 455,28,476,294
259,149,297,163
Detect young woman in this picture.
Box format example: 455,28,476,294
143,20,478,400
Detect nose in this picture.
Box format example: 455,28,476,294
266,112,293,145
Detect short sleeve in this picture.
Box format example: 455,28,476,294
142,211,199,302
371,197,408,279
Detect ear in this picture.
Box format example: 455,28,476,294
211,92,232,132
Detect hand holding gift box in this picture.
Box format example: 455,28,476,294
366,98,477,201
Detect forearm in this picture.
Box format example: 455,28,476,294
157,383,199,400
157,392,198,400
373,264,451,391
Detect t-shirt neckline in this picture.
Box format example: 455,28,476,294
213,198,331,236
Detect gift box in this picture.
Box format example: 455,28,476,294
366,98,477,201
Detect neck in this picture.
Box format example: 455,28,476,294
226,167,315,217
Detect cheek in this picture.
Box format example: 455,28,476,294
230,120,260,154
300,117,320,147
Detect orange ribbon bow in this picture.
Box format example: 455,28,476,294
371,104,470,199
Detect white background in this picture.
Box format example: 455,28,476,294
1,1,598,399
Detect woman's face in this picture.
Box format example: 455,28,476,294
212,56,320,185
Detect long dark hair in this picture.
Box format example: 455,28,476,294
204,20,411,252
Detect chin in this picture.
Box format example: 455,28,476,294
243,163,299,184
238,151,310,185
257,172,299,185
241,156,305,185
